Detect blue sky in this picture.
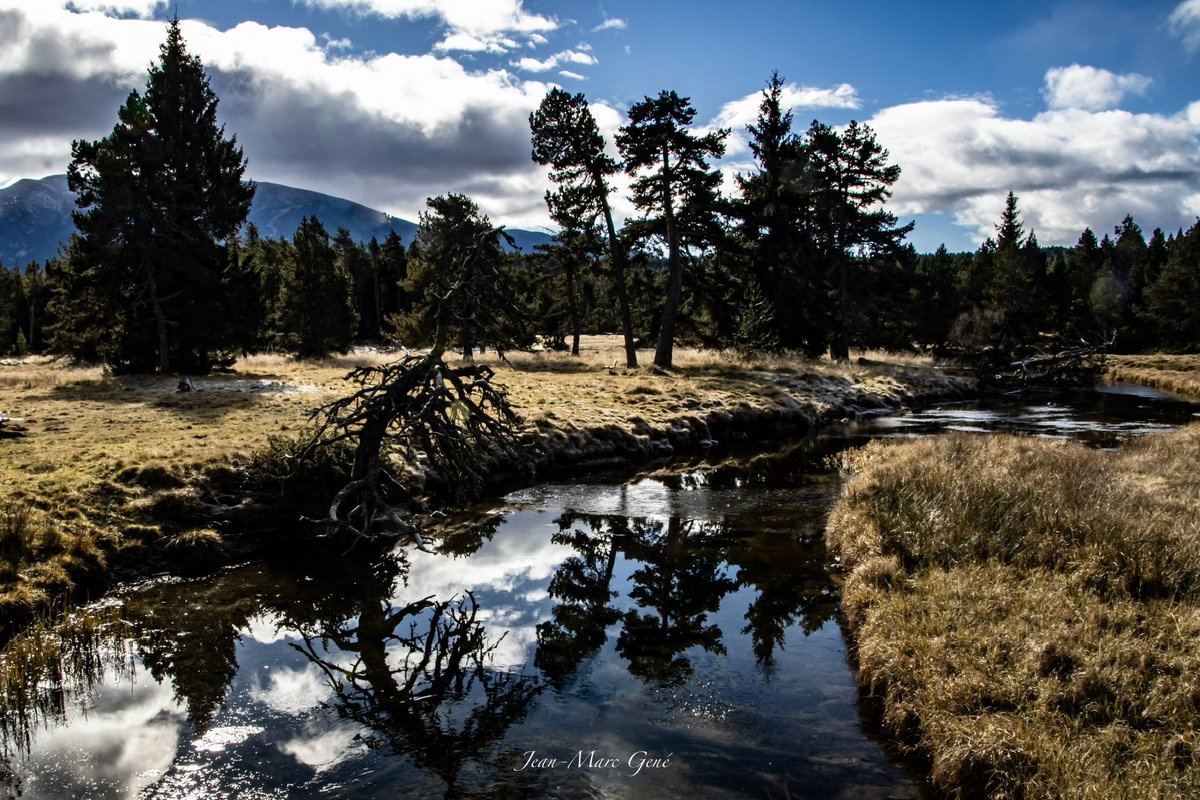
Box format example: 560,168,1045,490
1,0,1197,252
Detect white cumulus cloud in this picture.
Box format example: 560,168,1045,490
866,96,1200,245
713,81,861,131
1168,0,1200,51
511,47,596,73
1043,64,1151,111
592,17,626,32
63,0,164,16
298,0,556,52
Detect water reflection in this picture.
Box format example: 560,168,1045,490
534,518,620,688
1,471,898,798
10,383,1199,797
855,383,1199,447
286,559,542,796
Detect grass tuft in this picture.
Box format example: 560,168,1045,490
829,423,1200,798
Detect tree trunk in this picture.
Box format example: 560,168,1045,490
147,270,172,373
372,268,383,339
829,257,850,361
565,258,581,356
596,171,637,368
654,144,681,369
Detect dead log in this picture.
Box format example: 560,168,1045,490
299,352,523,547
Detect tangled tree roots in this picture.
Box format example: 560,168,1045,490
301,353,523,547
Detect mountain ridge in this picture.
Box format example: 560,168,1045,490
0,175,553,268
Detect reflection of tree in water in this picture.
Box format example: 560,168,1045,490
120,549,415,737
617,516,738,685
430,511,505,558
122,577,265,734
536,503,841,686
0,607,131,799
287,556,540,798
534,513,621,688
725,534,838,674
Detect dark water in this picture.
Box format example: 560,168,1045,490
2,383,1197,800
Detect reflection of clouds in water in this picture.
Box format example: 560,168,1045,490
507,480,675,519
475,618,540,671
19,667,184,800
403,509,575,599
243,612,298,645
252,666,332,716
279,723,363,774
394,512,586,671
480,605,528,626
192,725,265,754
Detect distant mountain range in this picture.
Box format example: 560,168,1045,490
0,175,553,268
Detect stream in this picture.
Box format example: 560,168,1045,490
2,383,1197,799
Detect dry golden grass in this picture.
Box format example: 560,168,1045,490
0,337,969,627
1109,354,1200,401
828,425,1200,798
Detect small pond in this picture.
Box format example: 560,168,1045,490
2,383,1197,799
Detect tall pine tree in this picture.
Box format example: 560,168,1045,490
617,90,727,368
803,120,912,360
530,88,639,367
56,19,254,373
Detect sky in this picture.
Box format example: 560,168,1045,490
0,0,1198,253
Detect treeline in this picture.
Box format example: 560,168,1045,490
1,24,1198,369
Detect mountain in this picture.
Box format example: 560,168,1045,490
0,175,76,267
0,175,553,268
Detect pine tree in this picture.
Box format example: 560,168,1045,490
803,120,912,360
20,262,50,353
276,217,357,357
393,194,528,356
0,264,20,356
375,230,410,325
735,73,822,354
1143,220,1200,348
530,88,639,367
333,228,379,340
616,90,727,367
58,18,254,373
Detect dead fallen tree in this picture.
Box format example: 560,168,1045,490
1003,335,1114,385
299,352,523,547
297,212,527,548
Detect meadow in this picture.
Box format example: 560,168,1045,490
827,355,1200,798
0,338,970,634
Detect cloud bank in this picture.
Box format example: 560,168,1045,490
0,3,1196,250
297,0,557,53
0,1,569,228
867,85,1200,245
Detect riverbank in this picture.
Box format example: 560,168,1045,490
828,419,1200,798
0,337,973,633
1109,354,1200,401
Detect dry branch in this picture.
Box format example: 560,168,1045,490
300,352,524,547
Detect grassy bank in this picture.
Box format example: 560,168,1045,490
1109,354,1200,401
828,424,1200,798
0,338,972,631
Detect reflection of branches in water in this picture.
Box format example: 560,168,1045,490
534,514,622,687
0,606,132,767
726,535,838,673
540,507,840,685
617,516,739,685
292,591,540,796
431,511,506,558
